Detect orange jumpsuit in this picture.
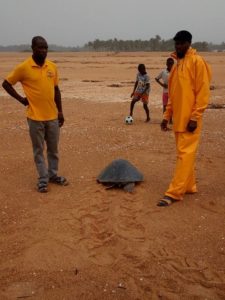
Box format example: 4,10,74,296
163,48,211,200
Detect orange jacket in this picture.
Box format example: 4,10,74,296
164,48,211,132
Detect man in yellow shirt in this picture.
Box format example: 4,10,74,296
158,30,211,206
2,36,68,193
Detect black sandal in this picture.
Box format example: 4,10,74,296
157,196,177,207
37,182,48,193
49,176,69,186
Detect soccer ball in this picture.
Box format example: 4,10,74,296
125,116,133,125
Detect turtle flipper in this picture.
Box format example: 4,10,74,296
123,182,135,192
105,183,116,190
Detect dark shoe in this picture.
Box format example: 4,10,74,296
157,195,178,207
49,176,69,186
37,182,48,193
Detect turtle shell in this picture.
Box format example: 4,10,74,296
97,159,144,183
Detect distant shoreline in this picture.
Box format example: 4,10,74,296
1,36,225,52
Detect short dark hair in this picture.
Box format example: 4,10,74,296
173,30,192,43
167,57,174,63
31,36,46,47
138,64,146,71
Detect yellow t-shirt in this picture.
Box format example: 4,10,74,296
6,57,59,121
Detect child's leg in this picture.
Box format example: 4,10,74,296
163,93,168,114
130,98,139,116
143,103,150,122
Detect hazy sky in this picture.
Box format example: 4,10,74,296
0,0,224,46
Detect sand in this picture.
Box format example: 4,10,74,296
0,52,225,299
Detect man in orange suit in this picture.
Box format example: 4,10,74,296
158,30,211,206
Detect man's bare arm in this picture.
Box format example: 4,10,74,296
2,80,29,106
54,85,64,127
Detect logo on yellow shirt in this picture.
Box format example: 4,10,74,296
46,70,54,78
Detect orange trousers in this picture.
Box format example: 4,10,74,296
165,123,202,200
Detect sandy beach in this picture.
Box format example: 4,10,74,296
0,51,225,299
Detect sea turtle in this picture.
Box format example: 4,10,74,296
97,159,144,192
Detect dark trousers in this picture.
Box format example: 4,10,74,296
27,118,59,184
